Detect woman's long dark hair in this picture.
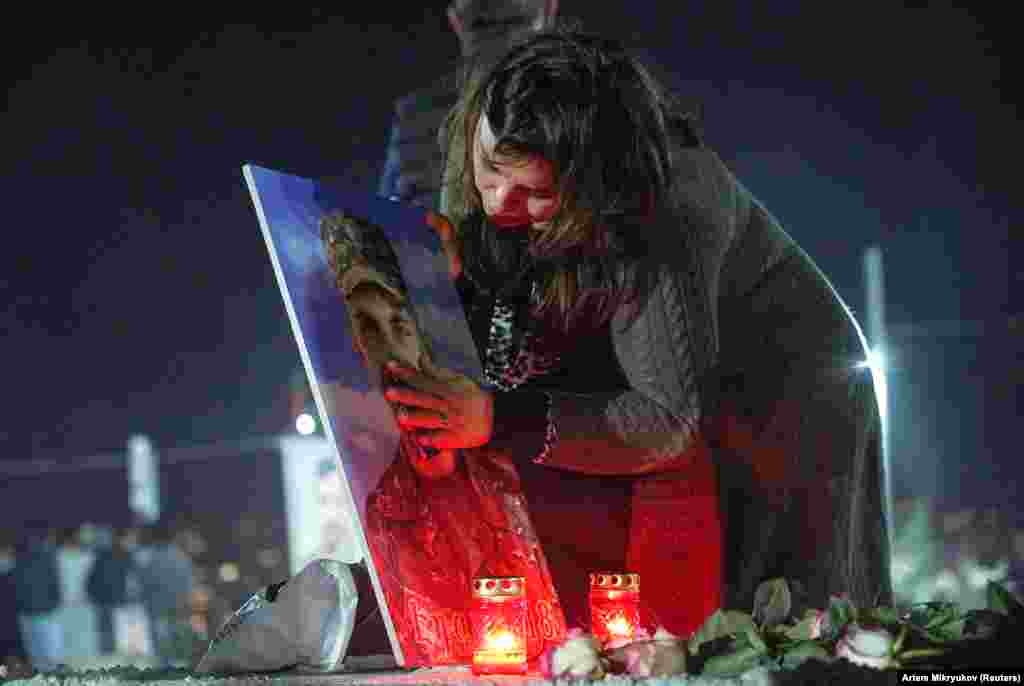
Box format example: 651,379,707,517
441,24,702,329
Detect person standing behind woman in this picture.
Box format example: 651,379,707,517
384,26,892,636
378,0,558,210
11,527,63,672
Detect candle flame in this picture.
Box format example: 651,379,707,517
484,629,519,651
606,616,634,637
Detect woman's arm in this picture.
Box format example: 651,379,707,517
488,267,708,476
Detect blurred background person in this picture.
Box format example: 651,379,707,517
11,525,63,672
378,0,559,210
0,531,27,672
55,524,99,666
116,525,152,660
136,518,195,668
85,526,133,657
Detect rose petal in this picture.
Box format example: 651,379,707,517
848,625,894,657
835,624,894,670
652,626,679,641
605,636,632,651
809,610,824,640
625,643,656,677
547,632,605,680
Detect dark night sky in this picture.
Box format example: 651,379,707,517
1,5,1018,517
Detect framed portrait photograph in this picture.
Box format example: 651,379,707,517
244,164,486,667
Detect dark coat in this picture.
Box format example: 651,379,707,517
12,542,62,615
137,543,194,615
86,548,134,607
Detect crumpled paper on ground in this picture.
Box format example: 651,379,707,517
195,559,358,674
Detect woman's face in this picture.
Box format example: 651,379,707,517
346,285,423,374
472,113,561,230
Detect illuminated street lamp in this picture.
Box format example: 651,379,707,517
863,246,892,553
128,434,160,524
295,413,317,435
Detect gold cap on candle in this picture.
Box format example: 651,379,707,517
589,572,640,592
473,576,526,599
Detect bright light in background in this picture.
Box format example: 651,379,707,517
858,347,888,427
861,246,894,559
219,562,240,583
856,347,885,372
296,413,317,435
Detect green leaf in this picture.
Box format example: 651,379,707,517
925,604,957,628
752,578,792,629
909,602,954,630
866,606,901,626
892,624,909,654
780,641,830,670
931,618,965,642
762,625,796,652
825,596,855,639
987,581,1024,619
742,625,767,653
914,605,961,644
783,612,820,641
701,646,766,676
688,610,758,655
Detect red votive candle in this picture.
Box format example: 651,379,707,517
471,576,528,675
589,572,641,646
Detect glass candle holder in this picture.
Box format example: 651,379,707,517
471,576,528,675
589,572,641,646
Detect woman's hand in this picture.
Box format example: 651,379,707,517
385,357,493,451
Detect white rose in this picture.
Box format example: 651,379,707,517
544,629,605,680
809,610,825,640
606,626,687,678
835,623,895,670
